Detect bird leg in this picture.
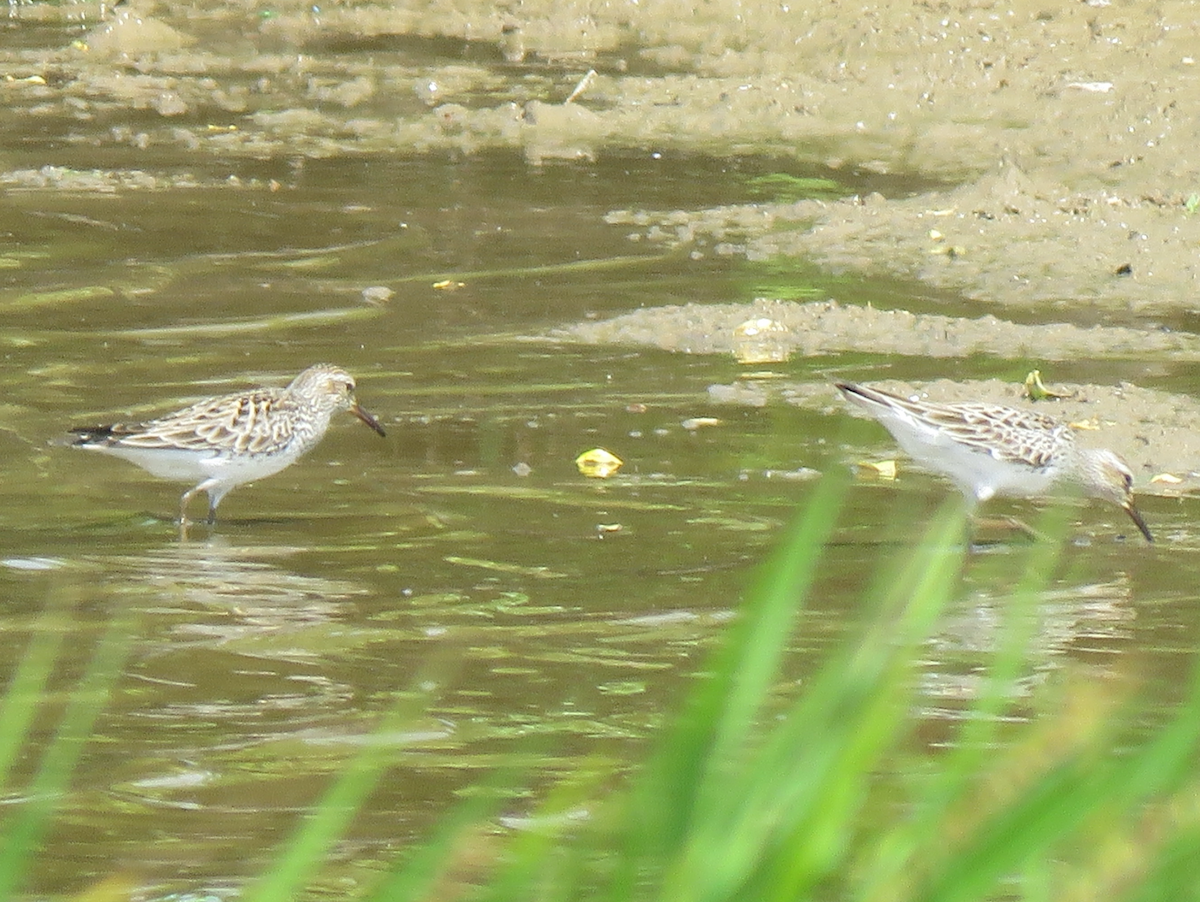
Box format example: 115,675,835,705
970,515,1044,543
179,477,220,527
179,486,199,525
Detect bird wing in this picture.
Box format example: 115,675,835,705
837,382,1072,472
923,402,1066,469
73,389,293,455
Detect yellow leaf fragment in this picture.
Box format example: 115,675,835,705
433,279,465,291
576,448,623,478
856,459,897,480
1150,473,1183,485
681,417,721,430
1024,369,1070,401
1068,417,1100,431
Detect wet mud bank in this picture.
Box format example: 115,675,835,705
7,0,1200,318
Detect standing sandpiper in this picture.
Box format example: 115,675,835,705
835,382,1152,542
69,364,387,525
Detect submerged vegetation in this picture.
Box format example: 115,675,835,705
4,481,1200,900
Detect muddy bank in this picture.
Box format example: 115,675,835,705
7,0,1200,311
556,299,1200,361
608,164,1200,315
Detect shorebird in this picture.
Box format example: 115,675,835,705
70,364,386,525
835,381,1152,542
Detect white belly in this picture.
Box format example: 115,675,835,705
82,444,304,486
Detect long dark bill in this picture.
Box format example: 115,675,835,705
351,403,387,437
1123,500,1153,544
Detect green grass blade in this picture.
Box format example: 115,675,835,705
0,605,68,790
243,702,423,902
0,608,135,901
915,595,1200,902
470,769,605,902
859,501,1075,899
603,471,848,898
661,502,967,902
703,468,850,771
367,767,516,902
1120,823,1200,902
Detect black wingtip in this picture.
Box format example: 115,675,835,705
68,424,118,445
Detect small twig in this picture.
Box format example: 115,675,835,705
564,69,597,104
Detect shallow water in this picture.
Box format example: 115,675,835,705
3,20,1200,902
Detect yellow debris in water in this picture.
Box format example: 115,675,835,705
1024,369,1070,401
855,459,897,480
576,448,623,478
1151,473,1183,484
433,279,466,291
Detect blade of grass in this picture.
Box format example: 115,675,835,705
859,500,1075,900
0,604,68,790
243,700,430,902
367,765,520,902
0,607,135,901
1120,822,1200,902
661,501,968,902
916,612,1200,902
471,764,611,902
760,503,968,901
601,471,848,901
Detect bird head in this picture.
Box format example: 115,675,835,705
290,364,387,437
1083,448,1152,543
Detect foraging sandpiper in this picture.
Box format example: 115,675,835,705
835,381,1152,542
70,364,386,524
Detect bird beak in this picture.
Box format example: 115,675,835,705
351,402,387,437
1122,499,1153,543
